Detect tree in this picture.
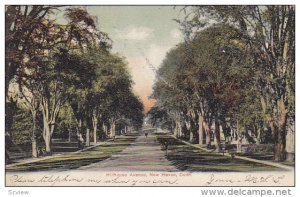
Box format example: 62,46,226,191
103,55,136,138
153,24,252,152
5,6,62,98
7,84,42,157
179,5,295,160
189,24,250,150
121,92,144,131
153,44,192,139
6,6,144,158
67,48,143,145
14,75,41,158
147,106,173,130
5,7,63,155
6,6,110,155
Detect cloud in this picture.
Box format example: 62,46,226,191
115,25,154,41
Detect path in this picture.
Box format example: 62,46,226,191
77,134,178,171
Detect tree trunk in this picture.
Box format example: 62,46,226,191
41,108,52,155
189,119,194,142
274,141,285,161
43,125,52,155
177,122,182,138
256,128,261,145
42,101,52,154
92,117,98,144
198,112,204,145
273,97,288,161
112,123,115,137
32,138,38,158
109,120,116,138
214,118,221,152
42,123,55,155
189,130,194,142
261,96,288,161
86,128,90,146
50,124,55,136
103,123,108,138
93,125,97,144
68,129,71,142
77,119,82,136
173,121,178,137
41,98,60,155
204,119,211,146
285,118,294,162
127,126,131,133
31,110,38,158
205,132,211,146
237,136,242,153
273,125,286,161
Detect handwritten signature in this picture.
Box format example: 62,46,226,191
206,174,286,185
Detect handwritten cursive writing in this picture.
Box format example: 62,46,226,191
206,173,286,185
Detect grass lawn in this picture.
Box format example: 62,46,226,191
236,153,274,160
235,153,294,166
87,133,139,154
6,153,110,172
6,133,140,172
155,134,282,172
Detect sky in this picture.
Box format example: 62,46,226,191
70,6,184,112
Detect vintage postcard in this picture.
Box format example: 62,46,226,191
4,4,295,188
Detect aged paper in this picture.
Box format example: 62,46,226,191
4,4,295,189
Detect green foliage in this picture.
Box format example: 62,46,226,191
153,24,252,135
6,6,144,154
67,47,144,134
10,109,32,145
55,103,77,139
154,5,295,161
10,108,43,145
147,106,173,130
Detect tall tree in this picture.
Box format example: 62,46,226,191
5,6,62,97
179,5,295,160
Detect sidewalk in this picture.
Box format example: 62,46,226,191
77,134,178,171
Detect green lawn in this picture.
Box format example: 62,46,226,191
6,152,110,172
155,134,282,172
87,134,139,154
6,133,140,172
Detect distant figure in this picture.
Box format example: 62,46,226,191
145,133,148,138
37,147,47,157
42,147,47,156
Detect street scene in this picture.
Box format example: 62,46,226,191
5,129,293,172
5,5,295,186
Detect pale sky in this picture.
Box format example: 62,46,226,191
58,6,184,112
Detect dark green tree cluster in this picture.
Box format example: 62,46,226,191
6,6,144,157
150,6,294,161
